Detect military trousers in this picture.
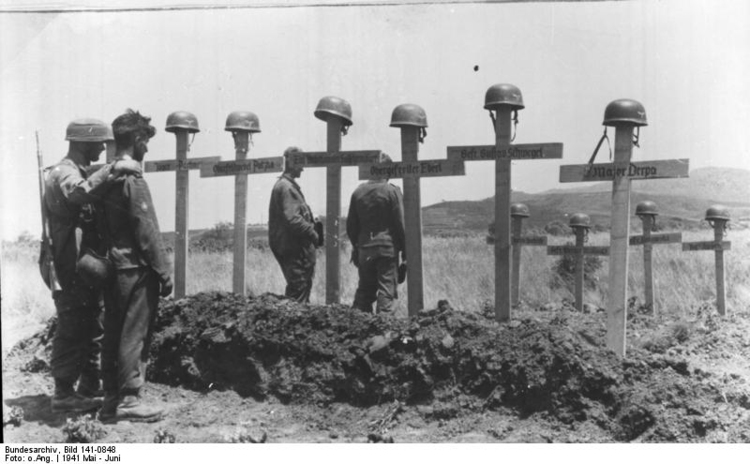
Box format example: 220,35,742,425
102,267,159,395
272,244,316,303
352,250,398,314
51,281,103,385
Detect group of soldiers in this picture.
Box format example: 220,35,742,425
41,111,406,423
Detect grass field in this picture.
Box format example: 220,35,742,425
3,229,749,355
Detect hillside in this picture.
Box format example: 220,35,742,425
423,166,750,235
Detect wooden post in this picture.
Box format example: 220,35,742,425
232,131,249,296
559,99,690,357
574,226,586,312
359,103,464,316
447,84,564,322
547,233,609,311
714,222,726,315
325,118,343,304
200,112,283,296
494,108,512,322
295,96,386,304
173,130,189,299
640,215,654,309
682,208,731,316
401,126,424,315
606,124,634,356
629,207,682,313
511,215,523,307
145,112,214,299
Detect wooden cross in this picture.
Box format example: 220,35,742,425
681,206,731,315
447,83,563,322
289,96,384,305
508,203,548,307
628,201,682,313
359,103,465,317
559,99,690,357
147,112,219,298
199,111,283,296
547,214,609,312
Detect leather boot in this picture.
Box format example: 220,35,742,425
111,394,164,423
51,378,101,413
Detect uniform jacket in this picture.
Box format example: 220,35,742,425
268,173,317,257
346,180,405,256
100,160,170,284
44,156,113,290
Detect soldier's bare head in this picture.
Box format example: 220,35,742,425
283,146,304,178
112,109,156,160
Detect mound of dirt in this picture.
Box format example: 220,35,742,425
6,291,749,442
145,292,749,442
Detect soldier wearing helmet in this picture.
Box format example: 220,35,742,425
346,153,406,314
43,118,142,414
98,109,171,423
268,146,322,303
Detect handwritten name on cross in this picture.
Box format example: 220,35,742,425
288,96,385,304
559,99,690,357
199,111,283,296
507,203,548,307
628,201,683,313
359,103,465,317
547,213,610,312
446,84,563,323
682,206,732,315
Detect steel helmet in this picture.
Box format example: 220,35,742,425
705,205,730,222
603,99,648,127
510,203,530,218
635,201,659,217
225,111,261,133
390,103,428,128
484,83,525,111
65,119,114,142
165,111,200,133
569,213,592,229
314,96,353,126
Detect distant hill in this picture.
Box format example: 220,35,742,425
423,167,750,236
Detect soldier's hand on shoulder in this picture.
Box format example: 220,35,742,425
159,276,173,297
112,159,143,178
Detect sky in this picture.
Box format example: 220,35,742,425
1,0,749,241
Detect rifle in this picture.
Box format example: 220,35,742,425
36,131,60,293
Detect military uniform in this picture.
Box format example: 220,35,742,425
346,179,405,313
99,159,171,399
44,158,119,399
268,173,317,302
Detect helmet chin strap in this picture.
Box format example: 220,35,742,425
488,109,519,141
419,127,427,144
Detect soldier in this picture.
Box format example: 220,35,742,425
43,118,141,413
268,146,321,303
99,109,172,423
346,154,406,314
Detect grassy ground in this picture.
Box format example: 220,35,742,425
3,229,749,355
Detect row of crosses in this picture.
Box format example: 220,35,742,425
509,202,731,318
122,84,727,358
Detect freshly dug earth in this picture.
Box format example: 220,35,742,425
3,292,750,443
